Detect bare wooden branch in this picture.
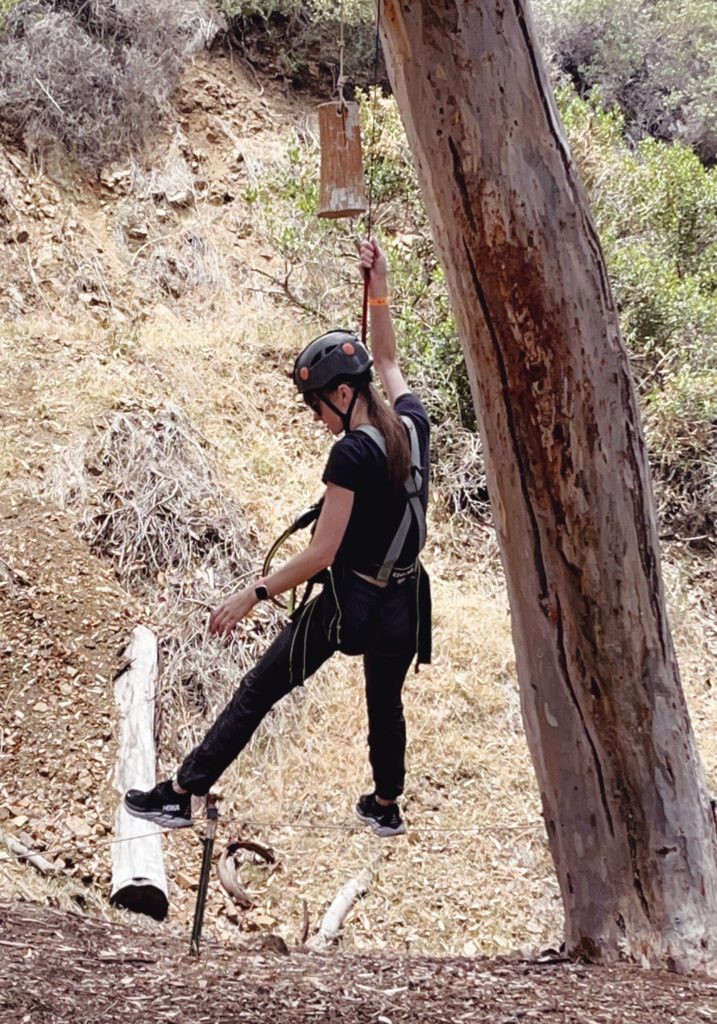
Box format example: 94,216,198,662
306,853,384,953
4,831,57,876
299,898,310,947
249,264,320,318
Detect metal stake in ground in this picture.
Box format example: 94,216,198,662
190,796,219,956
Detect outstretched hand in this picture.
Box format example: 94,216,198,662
209,587,256,637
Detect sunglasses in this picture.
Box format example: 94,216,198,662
304,393,324,414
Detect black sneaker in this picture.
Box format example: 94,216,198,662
124,779,193,829
356,793,406,837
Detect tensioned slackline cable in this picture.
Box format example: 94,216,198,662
73,818,544,848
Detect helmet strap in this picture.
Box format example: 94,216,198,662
320,386,360,433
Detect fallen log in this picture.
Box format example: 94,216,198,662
110,624,168,920
306,852,384,952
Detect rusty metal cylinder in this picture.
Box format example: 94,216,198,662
317,101,367,219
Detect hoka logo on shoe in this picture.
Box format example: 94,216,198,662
164,803,181,812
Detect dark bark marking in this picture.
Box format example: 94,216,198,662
463,242,547,599
510,0,573,192
617,365,669,665
449,136,477,233
615,778,652,921
555,593,614,837
464,239,615,836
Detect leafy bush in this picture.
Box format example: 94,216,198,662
243,81,717,544
217,0,379,90
559,88,717,544
533,0,717,162
0,0,21,29
0,0,217,168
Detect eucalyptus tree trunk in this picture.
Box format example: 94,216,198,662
379,0,717,971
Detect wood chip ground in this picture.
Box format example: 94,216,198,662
2,899,717,1024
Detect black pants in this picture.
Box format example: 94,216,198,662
177,572,416,801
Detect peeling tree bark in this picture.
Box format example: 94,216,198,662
379,0,717,972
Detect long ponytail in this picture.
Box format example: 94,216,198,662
364,383,411,492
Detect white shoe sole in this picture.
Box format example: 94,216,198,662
355,808,406,838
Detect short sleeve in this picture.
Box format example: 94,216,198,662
322,436,366,492
395,392,430,435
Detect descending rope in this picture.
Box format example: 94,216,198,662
337,0,347,111
365,0,382,244
361,0,383,346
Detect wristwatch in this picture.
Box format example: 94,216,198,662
254,580,271,602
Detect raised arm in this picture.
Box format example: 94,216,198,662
359,238,410,406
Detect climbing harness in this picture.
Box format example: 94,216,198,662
354,416,427,581
262,414,425,605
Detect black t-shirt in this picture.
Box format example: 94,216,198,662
321,392,430,572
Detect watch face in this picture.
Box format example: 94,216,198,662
255,584,270,601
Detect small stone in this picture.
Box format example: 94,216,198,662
175,871,197,891
65,815,91,839
166,188,192,208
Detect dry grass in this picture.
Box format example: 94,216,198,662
4,302,716,958
0,308,561,953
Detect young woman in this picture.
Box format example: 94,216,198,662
125,238,431,838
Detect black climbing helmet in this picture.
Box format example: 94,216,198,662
293,330,373,395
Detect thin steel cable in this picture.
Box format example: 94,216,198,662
78,817,544,849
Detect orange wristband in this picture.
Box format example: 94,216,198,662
368,296,389,307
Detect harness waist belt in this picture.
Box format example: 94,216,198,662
351,561,418,585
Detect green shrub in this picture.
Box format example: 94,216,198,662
216,0,378,89
0,0,21,29
245,82,717,543
533,0,717,161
